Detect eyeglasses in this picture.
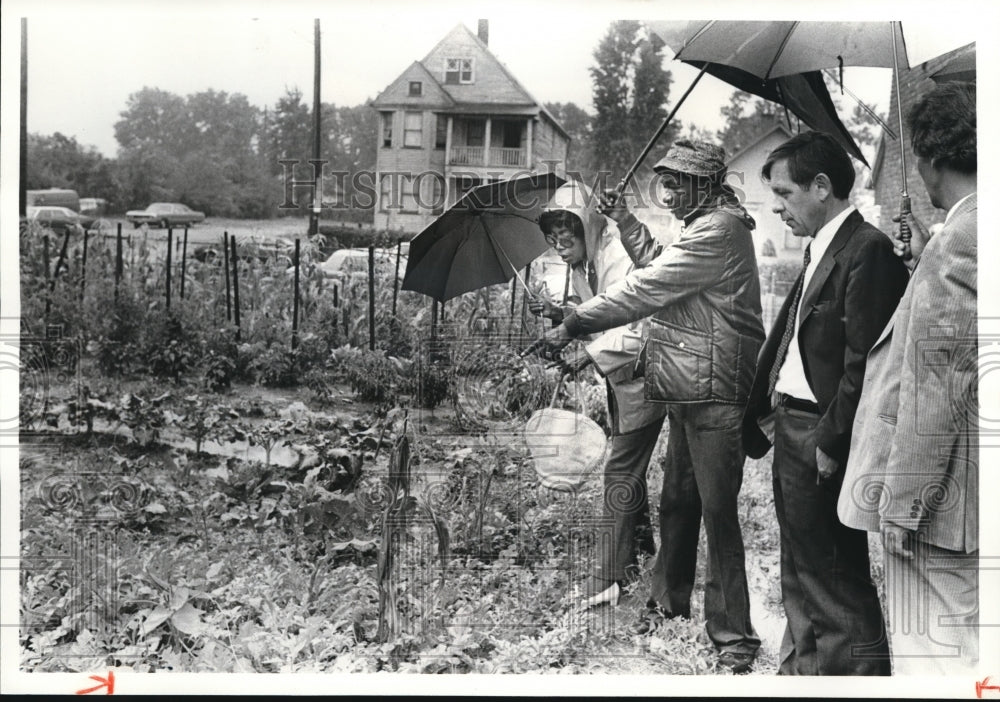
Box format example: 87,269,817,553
544,235,578,250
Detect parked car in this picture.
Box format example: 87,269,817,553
317,247,408,286
27,189,80,213
193,236,296,266
126,202,205,228
25,206,85,236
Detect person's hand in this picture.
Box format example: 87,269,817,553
815,446,839,484
527,296,563,322
881,523,915,560
891,211,931,264
558,347,592,374
521,323,574,358
597,189,629,224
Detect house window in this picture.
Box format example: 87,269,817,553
408,81,422,97
445,58,474,84
501,121,521,149
381,112,393,148
435,115,447,149
403,111,423,148
466,119,485,147
380,174,420,213
400,176,419,213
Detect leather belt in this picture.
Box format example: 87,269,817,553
776,393,821,415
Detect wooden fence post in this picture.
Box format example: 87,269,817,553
180,226,188,299
367,245,376,351
166,227,173,311
292,238,301,350
223,231,231,322
392,239,401,317
79,228,89,303
230,234,241,341
115,223,123,300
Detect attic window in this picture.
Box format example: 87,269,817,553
409,81,422,97
445,58,473,84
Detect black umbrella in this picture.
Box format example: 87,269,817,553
401,172,567,302
682,60,868,165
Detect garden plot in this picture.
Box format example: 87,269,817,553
17,220,789,674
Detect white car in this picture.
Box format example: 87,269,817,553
317,246,408,285
24,206,85,236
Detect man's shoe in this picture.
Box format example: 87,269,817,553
717,651,755,674
581,581,620,609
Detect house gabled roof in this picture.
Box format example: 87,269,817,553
433,24,569,140
372,23,568,140
371,61,455,110
726,122,794,167
421,24,534,105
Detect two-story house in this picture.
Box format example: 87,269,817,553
372,21,570,233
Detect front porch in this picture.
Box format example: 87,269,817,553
445,116,532,169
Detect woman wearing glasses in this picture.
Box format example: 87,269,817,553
528,181,667,610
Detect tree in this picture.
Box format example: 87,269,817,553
545,102,594,178
589,22,674,186
27,132,120,207
716,91,785,157
114,87,268,216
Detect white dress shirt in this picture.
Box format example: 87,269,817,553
774,205,856,402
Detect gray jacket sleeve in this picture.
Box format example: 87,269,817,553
563,213,728,337
616,212,664,268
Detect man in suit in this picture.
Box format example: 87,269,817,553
838,82,978,675
743,132,909,675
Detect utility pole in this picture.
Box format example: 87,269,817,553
308,19,322,237
20,19,28,217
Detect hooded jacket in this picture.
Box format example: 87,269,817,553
543,182,666,434
563,189,765,405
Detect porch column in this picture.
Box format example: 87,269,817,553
526,118,533,170
484,117,492,168
444,115,453,205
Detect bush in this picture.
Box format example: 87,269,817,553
144,311,196,382
404,358,452,409
93,289,149,376
342,349,400,403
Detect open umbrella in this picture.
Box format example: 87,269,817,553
609,24,869,205
681,60,868,164
644,20,975,245
401,172,566,302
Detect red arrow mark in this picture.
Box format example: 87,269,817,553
76,670,115,695
977,676,1000,699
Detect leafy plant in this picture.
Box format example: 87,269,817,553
341,349,401,404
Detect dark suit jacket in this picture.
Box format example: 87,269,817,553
742,210,909,464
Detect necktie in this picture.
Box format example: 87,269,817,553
767,241,812,396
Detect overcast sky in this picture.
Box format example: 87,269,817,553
13,1,923,159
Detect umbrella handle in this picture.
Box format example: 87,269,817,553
898,194,912,246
